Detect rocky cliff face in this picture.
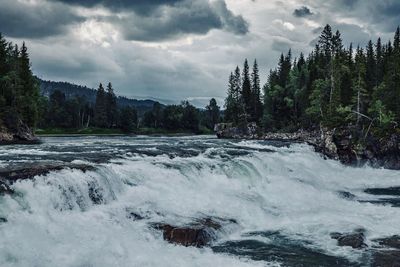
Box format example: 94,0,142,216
215,123,400,170
326,128,400,170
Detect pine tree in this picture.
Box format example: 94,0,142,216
366,40,376,98
241,59,252,120
376,38,384,84
251,59,262,122
106,82,117,128
94,83,107,127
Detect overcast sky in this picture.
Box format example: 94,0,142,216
1,0,399,106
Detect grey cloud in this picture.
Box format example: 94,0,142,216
310,0,400,34
49,0,183,14
293,6,313,17
115,0,249,41
271,39,292,53
0,0,84,38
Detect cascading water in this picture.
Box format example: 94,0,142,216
0,136,399,266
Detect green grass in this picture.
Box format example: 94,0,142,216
36,127,214,136
36,127,125,136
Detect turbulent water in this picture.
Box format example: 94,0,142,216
0,136,399,267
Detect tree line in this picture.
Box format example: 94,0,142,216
38,83,221,133
225,25,400,137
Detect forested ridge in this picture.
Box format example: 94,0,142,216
0,34,221,136
225,25,400,138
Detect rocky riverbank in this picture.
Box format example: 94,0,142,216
215,123,400,170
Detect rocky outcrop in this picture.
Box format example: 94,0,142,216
215,122,259,139
0,163,94,195
0,117,39,145
215,123,400,170
153,217,236,247
315,128,400,170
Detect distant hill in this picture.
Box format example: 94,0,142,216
38,79,160,116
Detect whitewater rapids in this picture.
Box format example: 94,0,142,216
0,136,399,266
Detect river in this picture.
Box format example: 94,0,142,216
0,136,399,266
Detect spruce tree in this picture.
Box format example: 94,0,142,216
241,59,252,120
94,83,107,127
106,82,117,128
251,59,262,122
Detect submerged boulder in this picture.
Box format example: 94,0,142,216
330,230,367,249
153,217,236,247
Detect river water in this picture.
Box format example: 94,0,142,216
0,136,399,267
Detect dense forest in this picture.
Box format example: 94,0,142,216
0,33,220,135
225,25,400,138
0,34,39,132
39,79,158,117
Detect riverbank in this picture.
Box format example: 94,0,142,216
215,123,400,170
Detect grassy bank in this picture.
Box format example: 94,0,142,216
36,127,214,136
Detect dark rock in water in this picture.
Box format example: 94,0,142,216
365,187,400,196
338,191,356,200
0,217,7,223
213,232,360,267
156,224,214,247
153,217,235,247
371,250,400,267
128,212,145,221
0,180,14,195
373,236,400,250
88,183,103,205
359,198,400,207
330,231,367,249
362,187,400,207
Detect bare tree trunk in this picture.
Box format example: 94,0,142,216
86,115,90,128
357,72,361,125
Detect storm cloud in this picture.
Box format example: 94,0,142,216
0,0,84,38
1,0,399,106
114,0,248,41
